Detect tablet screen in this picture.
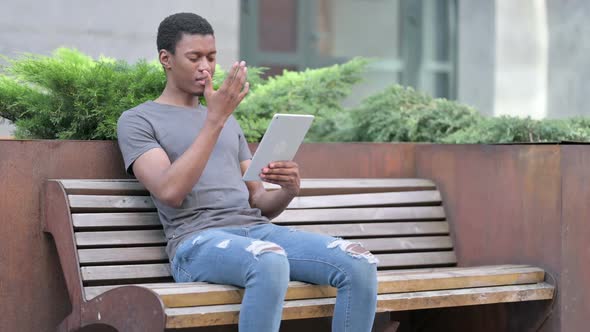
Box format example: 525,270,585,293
242,114,314,181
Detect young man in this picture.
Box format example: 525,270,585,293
117,12,377,332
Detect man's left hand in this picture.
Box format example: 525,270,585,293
260,161,300,196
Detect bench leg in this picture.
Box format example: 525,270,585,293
79,285,166,332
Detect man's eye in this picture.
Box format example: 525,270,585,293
208,57,215,62
189,58,198,62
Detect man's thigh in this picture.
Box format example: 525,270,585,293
171,228,285,285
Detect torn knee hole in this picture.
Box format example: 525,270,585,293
246,240,287,258
328,239,379,264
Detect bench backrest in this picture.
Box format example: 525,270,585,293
53,178,455,301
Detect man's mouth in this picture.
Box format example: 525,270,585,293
195,78,206,85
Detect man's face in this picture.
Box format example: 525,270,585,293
162,33,217,96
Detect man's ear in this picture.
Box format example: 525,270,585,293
159,49,172,70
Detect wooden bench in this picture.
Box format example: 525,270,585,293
44,178,555,331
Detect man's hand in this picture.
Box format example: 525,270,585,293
260,161,301,196
203,61,249,124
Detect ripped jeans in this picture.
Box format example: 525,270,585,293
171,223,378,332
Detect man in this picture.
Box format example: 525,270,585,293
117,12,377,332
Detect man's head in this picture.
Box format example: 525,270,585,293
157,13,216,96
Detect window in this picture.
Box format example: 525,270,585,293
240,0,457,101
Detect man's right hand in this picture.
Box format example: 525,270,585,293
203,61,250,125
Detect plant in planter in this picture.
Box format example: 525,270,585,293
0,48,367,142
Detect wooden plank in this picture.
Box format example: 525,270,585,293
68,195,156,212
287,191,441,209
71,206,445,230
273,206,445,224
74,222,448,248
78,250,455,282
76,237,454,265
68,191,440,212
72,212,161,229
164,282,555,327
59,179,148,195
265,178,437,195
58,178,436,196
293,222,449,237
374,251,457,268
356,236,453,252
78,246,168,264
83,265,543,300
75,230,166,247
81,263,171,282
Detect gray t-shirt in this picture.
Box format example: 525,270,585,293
117,101,269,258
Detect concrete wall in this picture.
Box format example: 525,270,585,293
494,0,548,119
457,0,589,119
546,0,590,118
0,0,241,136
456,0,496,116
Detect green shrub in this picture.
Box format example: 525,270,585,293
0,48,365,142
0,48,167,139
2,48,588,144
334,85,482,142
235,57,368,142
444,116,590,143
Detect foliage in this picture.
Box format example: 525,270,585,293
1,48,588,144
335,85,482,143
444,116,590,143
234,58,369,142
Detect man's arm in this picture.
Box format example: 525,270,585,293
132,62,249,208
242,159,300,219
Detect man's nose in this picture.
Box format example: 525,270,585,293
197,58,210,72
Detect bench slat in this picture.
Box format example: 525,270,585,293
164,282,555,328
295,221,449,237
59,180,148,195
76,230,166,247
81,263,172,281
73,212,161,229
274,206,445,223
78,247,168,264
376,251,456,268
288,191,441,209
69,195,155,212
59,178,436,196
71,206,445,230
80,250,456,282
83,265,544,300
68,191,441,212
75,222,449,247
77,236,454,264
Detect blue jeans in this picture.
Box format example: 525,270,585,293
171,223,378,332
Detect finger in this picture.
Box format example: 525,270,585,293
262,167,297,176
203,70,214,97
269,161,298,169
221,62,239,90
229,62,247,90
237,82,250,101
260,174,293,182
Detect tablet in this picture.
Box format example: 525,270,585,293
243,114,314,181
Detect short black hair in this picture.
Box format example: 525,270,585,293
157,13,214,54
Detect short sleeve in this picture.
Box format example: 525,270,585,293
117,111,162,175
236,119,252,162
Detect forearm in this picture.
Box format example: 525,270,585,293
251,188,297,220
157,118,226,206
